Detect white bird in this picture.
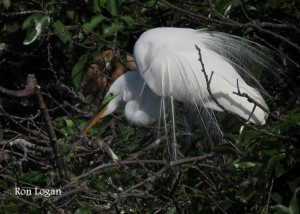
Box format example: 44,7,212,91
82,27,279,152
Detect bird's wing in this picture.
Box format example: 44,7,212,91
134,27,271,124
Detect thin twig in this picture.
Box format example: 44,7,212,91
8,138,52,152
34,82,68,182
195,46,297,142
62,153,216,190
233,85,284,122
126,135,167,160
0,74,68,182
264,177,274,214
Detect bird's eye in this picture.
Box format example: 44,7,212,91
102,92,116,105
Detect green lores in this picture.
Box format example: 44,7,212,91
102,93,116,105
82,92,116,134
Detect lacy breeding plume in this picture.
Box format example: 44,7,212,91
83,27,279,149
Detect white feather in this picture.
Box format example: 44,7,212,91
84,27,281,155
134,27,270,124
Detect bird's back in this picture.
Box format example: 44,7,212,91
134,27,269,124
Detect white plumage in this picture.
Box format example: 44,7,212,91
134,27,268,124
83,27,276,148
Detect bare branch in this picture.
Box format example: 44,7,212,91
0,74,68,181
0,74,36,97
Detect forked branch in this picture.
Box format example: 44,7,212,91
0,74,68,181
195,45,296,142
234,79,284,122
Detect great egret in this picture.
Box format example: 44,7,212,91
82,27,279,153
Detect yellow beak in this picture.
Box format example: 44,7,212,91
82,92,117,134
82,105,108,134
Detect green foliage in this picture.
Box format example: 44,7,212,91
22,14,50,45
53,21,70,43
72,54,88,87
3,0,10,9
75,200,92,214
271,187,300,214
79,15,105,40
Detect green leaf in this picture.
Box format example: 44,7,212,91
223,0,241,16
53,21,70,43
22,13,44,30
275,162,286,177
2,207,20,214
286,108,300,125
224,4,232,16
72,54,88,87
271,193,283,204
289,187,300,214
242,129,262,146
269,0,281,9
223,132,237,143
234,161,259,169
0,180,8,189
65,119,74,128
60,128,68,137
271,204,290,214
213,143,238,155
267,153,286,172
3,0,10,9
262,147,282,156
75,200,91,214
80,16,106,39
90,0,106,12
106,0,119,15
75,207,92,214
288,178,300,191
120,16,135,25
103,22,123,37
58,141,68,154
244,4,257,11
91,0,100,13
236,189,255,202
22,15,50,45
66,10,75,20
23,28,38,45
104,92,117,102
22,171,45,182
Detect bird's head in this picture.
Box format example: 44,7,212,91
82,91,121,134
82,71,140,134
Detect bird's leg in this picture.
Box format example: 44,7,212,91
170,96,179,161
177,102,192,155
